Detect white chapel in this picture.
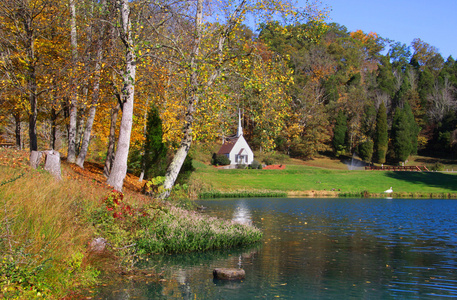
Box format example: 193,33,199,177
217,111,254,165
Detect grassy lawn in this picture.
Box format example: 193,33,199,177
191,159,457,197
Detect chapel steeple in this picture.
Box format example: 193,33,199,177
237,109,243,137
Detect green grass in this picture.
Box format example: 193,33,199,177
191,159,457,197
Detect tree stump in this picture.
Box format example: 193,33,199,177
30,150,43,169
30,150,62,180
44,150,62,180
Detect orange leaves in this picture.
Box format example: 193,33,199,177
349,29,384,58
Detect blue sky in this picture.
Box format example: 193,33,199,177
318,0,456,59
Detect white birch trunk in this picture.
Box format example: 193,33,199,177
159,0,245,199
76,0,106,168
67,0,78,163
106,0,137,191
160,0,203,199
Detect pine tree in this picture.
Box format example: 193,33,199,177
333,110,348,155
391,103,419,163
404,103,420,155
392,107,411,162
358,139,374,162
143,105,167,179
374,102,388,164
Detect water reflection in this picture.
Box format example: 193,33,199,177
90,198,457,299
232,200,252,225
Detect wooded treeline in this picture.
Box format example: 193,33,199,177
257,22,457,164
0,0,456,193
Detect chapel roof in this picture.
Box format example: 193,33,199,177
217,136,239,155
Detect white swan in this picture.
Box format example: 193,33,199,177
384,187,393,193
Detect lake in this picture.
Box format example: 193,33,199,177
92,198,457,299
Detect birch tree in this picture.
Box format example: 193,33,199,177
67,0,78,162
76,0,111,168
106,0,137,191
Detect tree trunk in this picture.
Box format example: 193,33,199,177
75,88,98,168
76,0,106,168
26,27,38,151
28,70,38,151
159,0,203,199
67,0,78,163
139,97,150,182
106,0,137,191
30,151,43,169
103,103,120,177
50,107,57,149
14,112,21,150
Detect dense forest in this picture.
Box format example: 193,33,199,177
1,0,456,194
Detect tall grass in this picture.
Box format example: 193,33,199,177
0,154,105,298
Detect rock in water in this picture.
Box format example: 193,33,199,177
213,268,245,280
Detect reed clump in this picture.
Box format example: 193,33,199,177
199,189,287,199
135,205,262,254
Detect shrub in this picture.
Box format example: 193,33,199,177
250,160,261,169
358,140,374,162
211,154,230,166
262,157,274,166
430,162,444,171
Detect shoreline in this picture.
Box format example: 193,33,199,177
198,189,457,199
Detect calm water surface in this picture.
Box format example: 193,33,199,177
93,198,457,299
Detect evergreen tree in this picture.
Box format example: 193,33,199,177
374,102,388,164
391,107,411,162
143,105,167,179
358,139,374,162
391,103,419,162
418,68,434,105
404,103,420,155
393,74,411,109
377,56,396,98
333,110,348,155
